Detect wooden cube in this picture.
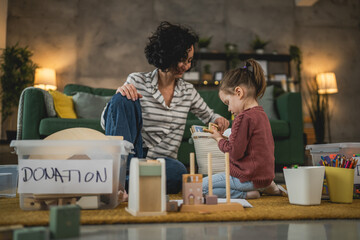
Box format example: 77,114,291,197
166,201,179,212
13,227,47,240
76,196,100,209
205,195,218,205
49,205,80,239
58,198,76,206
23,197,42,210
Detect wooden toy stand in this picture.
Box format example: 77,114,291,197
180,152,243,213
126,158,167,216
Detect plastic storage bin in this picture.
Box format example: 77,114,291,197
306,142,360,166
10,139,132,210
0,165,18,198
283,166,325,205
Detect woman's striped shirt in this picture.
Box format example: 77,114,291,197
106,69,221,160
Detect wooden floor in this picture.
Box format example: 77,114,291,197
0,141,18,164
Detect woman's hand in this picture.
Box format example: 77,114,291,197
116,84,143,101
214,117,229,133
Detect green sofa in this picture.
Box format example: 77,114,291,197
19,84,304,166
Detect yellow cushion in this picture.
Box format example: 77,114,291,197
49,90,77,119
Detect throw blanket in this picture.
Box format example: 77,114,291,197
16,87,56,140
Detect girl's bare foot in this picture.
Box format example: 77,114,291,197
263,181,281,195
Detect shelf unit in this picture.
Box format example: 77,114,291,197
193,52,294,88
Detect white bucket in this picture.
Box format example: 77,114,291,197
283,166,325,205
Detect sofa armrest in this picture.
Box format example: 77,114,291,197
276,92,304,164
21,88,48,139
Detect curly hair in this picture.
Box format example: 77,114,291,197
145,21,199,71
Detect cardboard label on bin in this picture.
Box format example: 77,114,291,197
18,160,113,194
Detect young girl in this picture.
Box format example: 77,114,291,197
202,59,282,199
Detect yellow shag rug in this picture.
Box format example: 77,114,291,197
1,195,360,226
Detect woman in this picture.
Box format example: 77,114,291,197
102,21,229,194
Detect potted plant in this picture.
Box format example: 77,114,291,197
202,64,212,85
304,78,326,144
225,43,239,69
250,35,270,54
0,44,38,140
289,45,302,91
198,36,212,52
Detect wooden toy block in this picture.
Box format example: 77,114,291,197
44,199,58,207
106,136,124,140
33,194,84,199
182,174,203,183
139,176,161,212
13,227,47,240
183,182,203,205
58,198,77,206
205,195,218,205
126,158,167,216
67,154,90,160
23,197,42,210
146,159,159,163
139,164,161,176
49,205,80,239
166,201,179,212
182,172,203,205
0,225,23,240
76,196,100,209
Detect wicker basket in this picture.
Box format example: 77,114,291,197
191,132,225,174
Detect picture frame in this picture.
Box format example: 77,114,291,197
213,71,224,86
213,71,224,81
272,74,287,82
256,60,268,81
183,71,200,83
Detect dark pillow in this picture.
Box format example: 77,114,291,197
258,85,279,120
72,92,112,119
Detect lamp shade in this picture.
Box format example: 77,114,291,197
34,68,57,90
316,72,338,94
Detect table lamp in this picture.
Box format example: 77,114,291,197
316,72,338,142
34,68,57,90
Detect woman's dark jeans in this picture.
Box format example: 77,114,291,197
103,93,187,194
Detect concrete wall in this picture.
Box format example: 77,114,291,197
0,0,7,139
0,0,7,49
5,0,360,142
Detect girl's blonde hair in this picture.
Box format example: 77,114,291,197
219,59,266,99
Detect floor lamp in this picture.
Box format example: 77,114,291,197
316,72,338,143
